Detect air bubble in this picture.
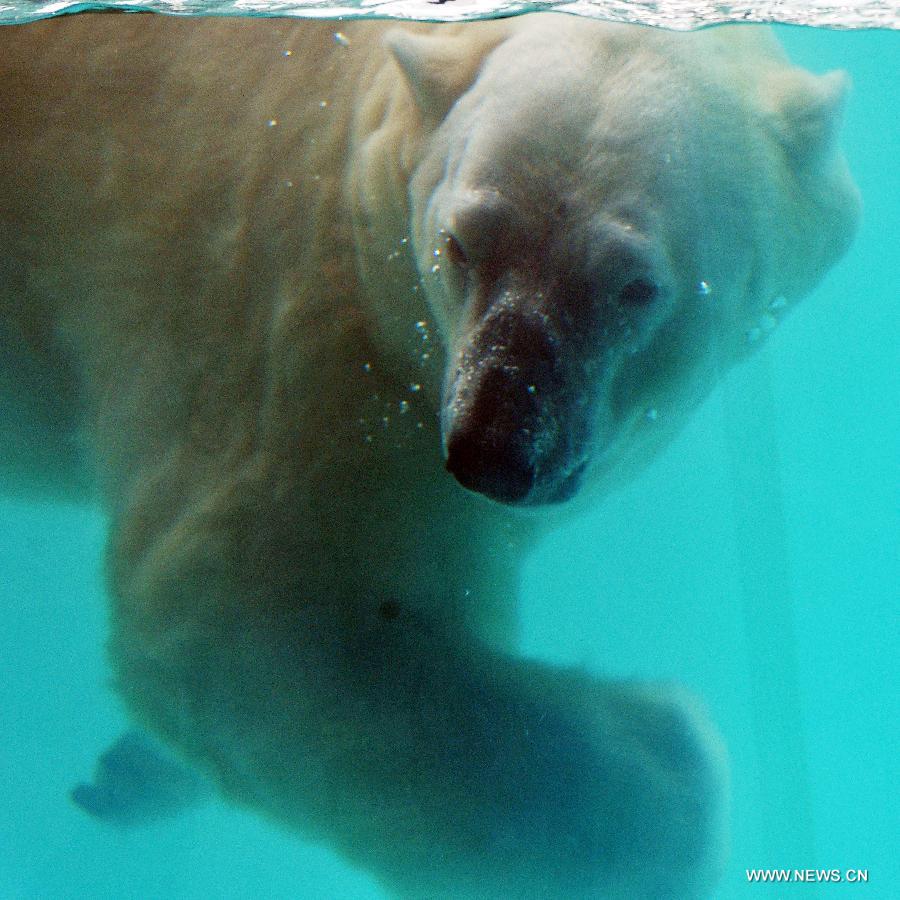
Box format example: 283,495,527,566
318,100,328,109
267,118,279,128
399,400,410,414
282,49,293,57
697,280,712,296
333,32,350,47
362,362,371,373
409,383,421,393
430,264,441,274
527,385,537,394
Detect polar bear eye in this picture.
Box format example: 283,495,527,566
444,233,469,270
618,278,659,307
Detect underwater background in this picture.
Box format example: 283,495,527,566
0,11,896,900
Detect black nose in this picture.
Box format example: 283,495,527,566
445,426,536,504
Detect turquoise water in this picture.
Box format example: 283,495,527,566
1,18,897,900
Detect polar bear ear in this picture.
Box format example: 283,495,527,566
385,29,499,123
766,68,850,166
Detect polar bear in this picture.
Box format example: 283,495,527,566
0,13,858,899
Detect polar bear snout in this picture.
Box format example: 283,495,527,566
441,300,591,506
442,357,545,504
444,406,590,506
444,419,538,503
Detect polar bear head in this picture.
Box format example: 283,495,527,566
388,18,859,506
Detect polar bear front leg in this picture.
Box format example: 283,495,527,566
107,485,726,900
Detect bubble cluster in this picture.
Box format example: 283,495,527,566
415,320,432,364
357,389,428,444
387,236,411,264
746,319,770,343
745,296,789,344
